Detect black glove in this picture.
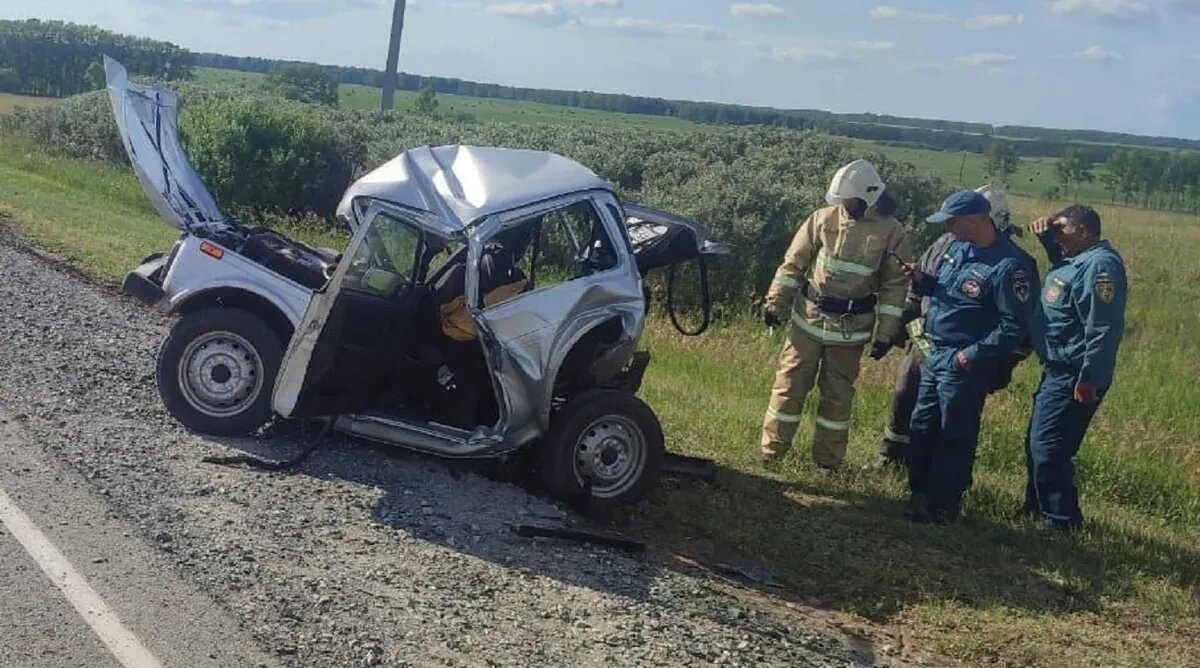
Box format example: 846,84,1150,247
869,338,893,360
763,307,782,329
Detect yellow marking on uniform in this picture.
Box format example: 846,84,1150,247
791,312,873,343
766,407,802,423
815,251,874,277
816,416,850,431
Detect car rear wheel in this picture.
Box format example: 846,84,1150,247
156,308,284,436
539,389,664,507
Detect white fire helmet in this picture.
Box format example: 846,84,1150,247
976,184,1012,232
825,159,885,208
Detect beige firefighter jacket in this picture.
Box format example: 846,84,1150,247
765,205,911,346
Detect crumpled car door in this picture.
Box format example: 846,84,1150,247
103,57,225,232
623,204,730,274
273,202,430,419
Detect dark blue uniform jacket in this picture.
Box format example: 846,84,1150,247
1032,240,1127,389
915,236,1037,367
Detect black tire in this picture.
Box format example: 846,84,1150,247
156,308,284,437
539,389,665,507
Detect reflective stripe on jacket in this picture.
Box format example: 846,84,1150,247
766,205,911,345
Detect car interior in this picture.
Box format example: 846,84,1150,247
277,199,631,430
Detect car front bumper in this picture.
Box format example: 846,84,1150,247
122,255,167,306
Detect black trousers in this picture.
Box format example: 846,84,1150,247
877,345,926,461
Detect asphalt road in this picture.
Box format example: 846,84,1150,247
0,414,278,668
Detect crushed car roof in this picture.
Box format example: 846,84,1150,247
336,145,612,234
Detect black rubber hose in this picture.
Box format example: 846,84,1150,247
666,256,711,336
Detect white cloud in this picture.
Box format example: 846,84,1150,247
965,13,1025,29
581,17,727,39
1048,0,1152,22
869,5,953,24
563,0,620,6
766,40,893,66
941,52,1016,71
1075,45,1123,61
1148,94,1170,109
485,1,567,24
730,3,786,18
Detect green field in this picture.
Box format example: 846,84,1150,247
194,67,701,131
0,92,56,115
1,135,1197,666
864,141,1115,203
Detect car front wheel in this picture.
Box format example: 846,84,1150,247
156,308,284,436
539,389,664,507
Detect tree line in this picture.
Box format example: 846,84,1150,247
192,51,1200,159
983,139,1200,213
4,16,1196,161
0,19,192,97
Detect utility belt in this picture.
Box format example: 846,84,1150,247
801,282,877,316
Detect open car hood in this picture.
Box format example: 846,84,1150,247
104,56,225,232
623,203,731,274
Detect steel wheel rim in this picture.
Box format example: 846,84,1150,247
177,330,264,418
573,414,647,499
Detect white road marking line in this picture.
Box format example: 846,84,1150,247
0,486,165,668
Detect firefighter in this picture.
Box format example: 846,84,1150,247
1023,205,1127,530
868,185,1033,470
760,160,911,473
903,190,1036,523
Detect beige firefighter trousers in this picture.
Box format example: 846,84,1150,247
761,327,865,468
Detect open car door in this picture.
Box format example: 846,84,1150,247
623,204,730,275
623,204,730,335
273,202,432,419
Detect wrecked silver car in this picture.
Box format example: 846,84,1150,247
106,58,727,505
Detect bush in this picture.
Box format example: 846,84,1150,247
263,63,339,107
181,97,367,219
0,81,947,313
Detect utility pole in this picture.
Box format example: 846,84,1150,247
381,0,407,111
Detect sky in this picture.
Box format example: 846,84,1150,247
4,1,1200,139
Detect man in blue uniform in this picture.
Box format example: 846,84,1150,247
902,191,1037,523
868,185,1035,471
1024,205,1127,530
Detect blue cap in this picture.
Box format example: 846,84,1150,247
926,190,992,224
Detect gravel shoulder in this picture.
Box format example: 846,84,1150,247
0,237,915,667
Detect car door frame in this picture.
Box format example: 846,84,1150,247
272,199,435,419
468,189,646,446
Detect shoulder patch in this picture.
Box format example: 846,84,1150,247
1095,273,1116,303
1012,269,1032,303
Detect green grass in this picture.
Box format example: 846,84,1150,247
1,135,1197,667
0,92,56,116
634,195,1200,666
0,136,344,277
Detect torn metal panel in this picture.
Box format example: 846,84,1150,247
103,57,225,232
337,145,610,235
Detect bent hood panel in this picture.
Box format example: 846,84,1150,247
104,57,224,231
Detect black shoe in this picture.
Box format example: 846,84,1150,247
1043,518,1083,533
862,454,906,472
815,464,839,478
905,500,958,525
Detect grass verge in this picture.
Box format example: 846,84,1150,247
1,137,1196,666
